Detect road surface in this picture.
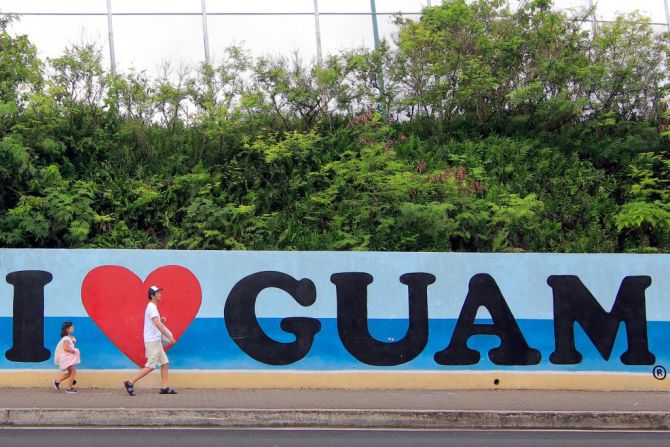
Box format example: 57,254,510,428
0,429,668,447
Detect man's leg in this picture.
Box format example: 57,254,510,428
160,363,169,389
129,367,153,385
129,342,157,385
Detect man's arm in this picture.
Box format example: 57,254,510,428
152,317,176,344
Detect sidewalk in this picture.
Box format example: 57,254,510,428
0,388,668,430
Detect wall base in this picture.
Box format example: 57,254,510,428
0,370,666,391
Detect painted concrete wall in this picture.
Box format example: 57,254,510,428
0,249,668,390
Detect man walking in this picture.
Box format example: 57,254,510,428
124,285,177,395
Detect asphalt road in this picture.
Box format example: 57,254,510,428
0,429,668,447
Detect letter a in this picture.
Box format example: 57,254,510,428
434,274,541,366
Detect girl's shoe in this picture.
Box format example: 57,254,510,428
65,388,77,394
52,380,60,391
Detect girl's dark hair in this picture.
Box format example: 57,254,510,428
61,321,73,337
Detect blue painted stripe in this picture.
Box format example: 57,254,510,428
0,317,665,373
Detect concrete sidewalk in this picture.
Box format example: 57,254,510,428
0,388,668,430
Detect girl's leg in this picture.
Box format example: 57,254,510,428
67,366,77,389
55,371,70,384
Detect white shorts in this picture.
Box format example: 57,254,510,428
145,341,169,368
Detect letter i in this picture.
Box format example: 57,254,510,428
5,271,52,362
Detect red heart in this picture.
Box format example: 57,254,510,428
81,265,202,367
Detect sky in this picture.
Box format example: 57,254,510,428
1,0,668,75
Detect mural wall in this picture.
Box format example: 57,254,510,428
0,249,668,388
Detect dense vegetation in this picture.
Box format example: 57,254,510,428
1,0,669,252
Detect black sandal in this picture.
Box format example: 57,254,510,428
159,387,177,394
124,380,135,396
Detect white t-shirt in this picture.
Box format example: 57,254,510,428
144,301,162,343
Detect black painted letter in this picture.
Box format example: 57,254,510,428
5,271,52,362
548,275,655,365
224,271,321,365
331,272,435,366
434,274,541,366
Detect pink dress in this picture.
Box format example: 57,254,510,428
57,336,81,371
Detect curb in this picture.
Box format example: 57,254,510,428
1,408,669,430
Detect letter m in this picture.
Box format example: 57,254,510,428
548,275,655,365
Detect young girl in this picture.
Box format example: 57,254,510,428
52,322,81,394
